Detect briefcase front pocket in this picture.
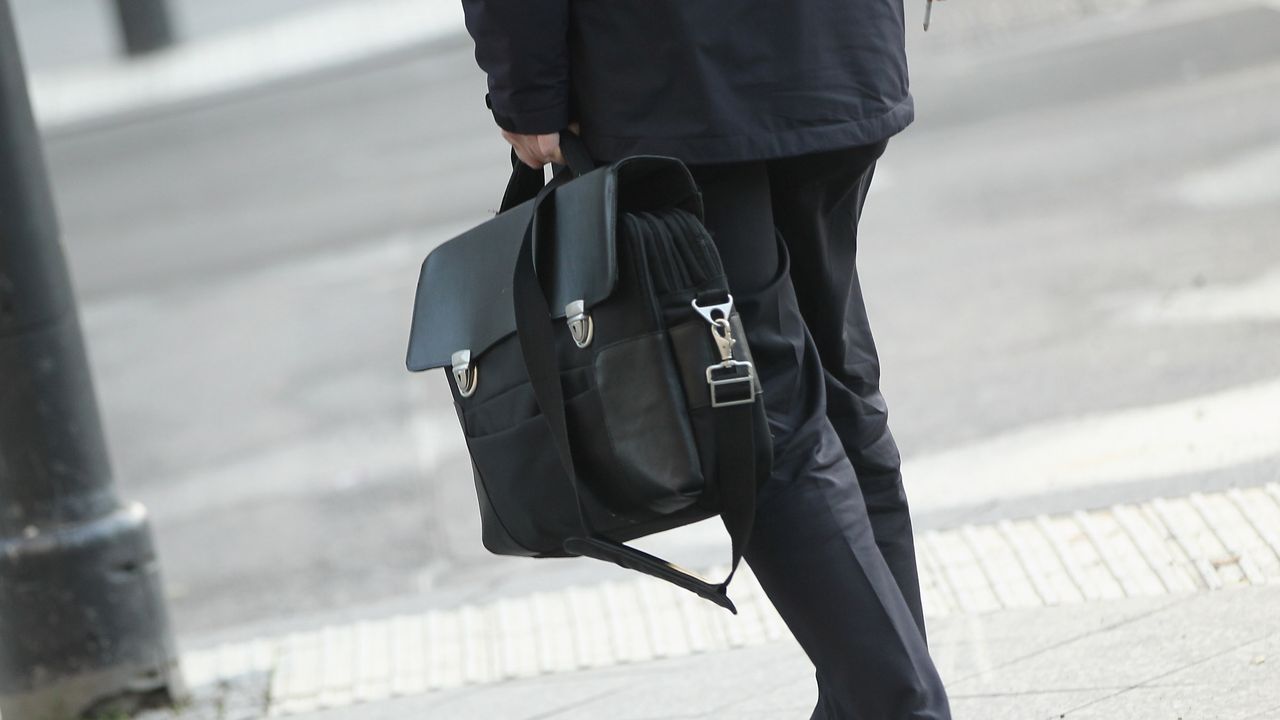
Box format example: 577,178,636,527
591,330,704,515
458,327,705,556
462,393,593,556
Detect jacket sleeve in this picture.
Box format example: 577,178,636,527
460,0,571,135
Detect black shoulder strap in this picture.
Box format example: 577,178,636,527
510,152,764,613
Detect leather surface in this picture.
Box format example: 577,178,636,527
537,163,616,318
539,156,704,319
593,331,702,514
405,197,535,371
406,155,702,372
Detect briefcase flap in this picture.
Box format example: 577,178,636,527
406,156,702,372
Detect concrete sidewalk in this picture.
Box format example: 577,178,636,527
310,587,1280,720
153,586,1280,720
137,483,1280,719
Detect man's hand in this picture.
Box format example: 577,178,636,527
502,130,565,169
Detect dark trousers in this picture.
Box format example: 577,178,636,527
688,141,950,720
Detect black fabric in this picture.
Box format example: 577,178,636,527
462,1,571,134
688,144,951,719
460,0,913,163
768,138,929,639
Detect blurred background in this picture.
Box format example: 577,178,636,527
3,0,1278,717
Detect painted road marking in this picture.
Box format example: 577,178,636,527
29,0,467,129
1121,267,1280,325
905,376,1280,513
1175,141,1280,209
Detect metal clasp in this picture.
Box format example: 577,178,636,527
692,294,757,407
692,295,737,362
566,300,593,348
692,294,735,329
451,350,478,397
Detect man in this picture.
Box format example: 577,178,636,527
461,1,951,717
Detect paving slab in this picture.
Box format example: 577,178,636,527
281,642,816,720
216,586,1280,720
1057,630,1280,719
155,483,1280,717
947,690,1114,720
944,592,1280,704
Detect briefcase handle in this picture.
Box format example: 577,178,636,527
499,130,596,213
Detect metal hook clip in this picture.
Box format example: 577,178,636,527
693,294,758,406
710,317,736,362
693,295,738,363
451,350,478,397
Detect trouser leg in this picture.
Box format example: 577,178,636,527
767,142,928,640
689,161,950,720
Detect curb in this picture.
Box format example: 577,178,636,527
28,0,465,131
168,482,1280,716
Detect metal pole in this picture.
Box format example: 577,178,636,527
111,0,176,57
0,2,185,718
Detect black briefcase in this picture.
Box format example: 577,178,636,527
405,136,770,612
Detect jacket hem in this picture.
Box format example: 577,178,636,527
491,101,571,135
581,94,915,165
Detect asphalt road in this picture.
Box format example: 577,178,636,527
10,0,354,71
31,0,1280,642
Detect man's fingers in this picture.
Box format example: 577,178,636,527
502,129,568,168
539,133,565,167
548,146,566,166
503,133,541,168
513,144,542,169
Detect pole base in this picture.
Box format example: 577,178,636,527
0,503,187,719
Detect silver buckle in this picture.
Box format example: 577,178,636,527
451,350,478,397
706,360,757,407
566,300,593,348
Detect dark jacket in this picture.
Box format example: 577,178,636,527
461,0,913,164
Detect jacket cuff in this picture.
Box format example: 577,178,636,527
486,93,569,135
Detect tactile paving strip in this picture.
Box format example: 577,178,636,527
175,484,1280,716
